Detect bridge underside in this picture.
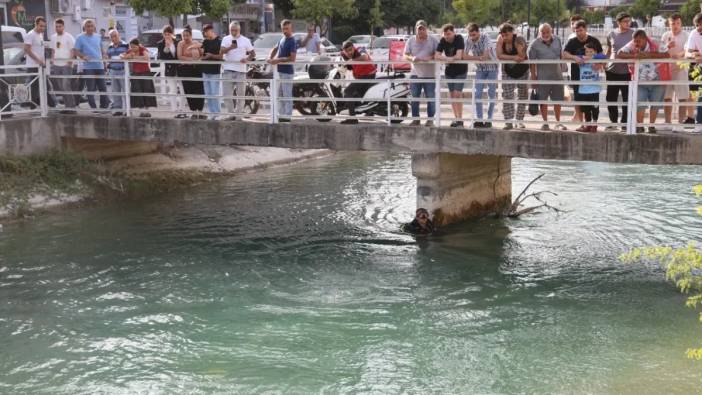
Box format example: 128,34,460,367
2,115,702,224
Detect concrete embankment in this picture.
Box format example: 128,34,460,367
0,137,331,219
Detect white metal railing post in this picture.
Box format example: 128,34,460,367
470,77,477,128
38,66,48,117
434,62,441,126
627,60,639,135
124,60,131,117
271,66,279,124
386,78,391,125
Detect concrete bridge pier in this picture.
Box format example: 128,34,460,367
411,153,512,226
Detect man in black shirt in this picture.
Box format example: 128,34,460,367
201,24,223,119
435,24,467,127
563,20,603,124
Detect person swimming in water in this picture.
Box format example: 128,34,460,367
401,208,435,235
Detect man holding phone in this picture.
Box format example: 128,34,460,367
220,21,255,120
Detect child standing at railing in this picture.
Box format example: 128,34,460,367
575,44,605,133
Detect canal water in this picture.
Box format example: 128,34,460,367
1,153,700,393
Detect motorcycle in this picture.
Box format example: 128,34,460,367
238,63,271,115
293,56,410,123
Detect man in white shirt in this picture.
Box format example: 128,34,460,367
685,12,702,133
662,13,693,128
300,24,321,55
24,16,46,108
219,21,255,120
50,18,76,111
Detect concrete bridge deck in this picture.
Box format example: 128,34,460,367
4,114,701,165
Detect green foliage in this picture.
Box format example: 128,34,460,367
608,5,629,19
368,0,384,35
292,0,357,25
581,9,605,24
620,184,702,359
128,0,234,19
681,0,700,26
629,0,661,19
0,151,95,217
453,0,499,27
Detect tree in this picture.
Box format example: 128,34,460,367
292,0,358,27
128,0,234,22
629,0,661,20
452,0,500,27
680,0,699,25
368,0,384,36
621,185,702,360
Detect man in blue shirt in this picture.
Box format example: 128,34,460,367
73,19,109,109
105,29,128,115
267,19,297,122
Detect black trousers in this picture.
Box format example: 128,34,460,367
605,71,630,124
130,71,157,109
576,92,600,122
344,74,375,115
178,65,204,111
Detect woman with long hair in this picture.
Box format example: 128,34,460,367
177,25,206,119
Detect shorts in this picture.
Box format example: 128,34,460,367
637,84,665,110
536,83,565,102
446,73,466,92
664,82,690,100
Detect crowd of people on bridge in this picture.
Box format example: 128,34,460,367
19,12,702,132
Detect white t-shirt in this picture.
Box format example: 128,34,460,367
661,30,688,80
685,29,702,53
50,32,75,67
221,34,254,72
24,29,45,67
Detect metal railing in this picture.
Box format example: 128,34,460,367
2,57,701,135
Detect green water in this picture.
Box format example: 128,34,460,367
1,153,701,393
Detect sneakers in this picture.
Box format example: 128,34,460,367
425,120,434,127
450,121,464,128
588,125,597,133
555,123,567,131
693,126,702,134
540,123,550,131
636,127,645,134
503,123,513,130
341,119,358,124
139,112,151,118
648,126,657,134
410,120,421,126
517,122,526,129
604,126,618,132
484,122,493,128
576,125,588,132
683,117,696,124
473,121,485,128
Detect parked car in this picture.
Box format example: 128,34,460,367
253,32,337,58
1,26,28,68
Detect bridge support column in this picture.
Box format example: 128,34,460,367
411,153,512,226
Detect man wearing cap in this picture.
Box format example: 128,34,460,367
604,12,634,131
404,20,439,126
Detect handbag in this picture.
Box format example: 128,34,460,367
528,89,539,116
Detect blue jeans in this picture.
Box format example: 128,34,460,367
410,76,435,118
279,72,294,117
202,73,221,115
636,84,665,111
83,68,109,109
697,96,702,124
108,69,124,110
474,69,497,120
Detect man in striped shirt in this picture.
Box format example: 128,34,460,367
463,23,497,128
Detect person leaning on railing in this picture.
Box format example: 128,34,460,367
23,16,46,110
563,20,603,130
73,19,110,110
616,29,671,134
122,38,157,118
177,26,206,119
157,25,185,118
435,23,466,128
685,13,702,134
463,23,497,129
527,23,567,132
50,18,76,113
339,40,376,124
221,21,255,121
404,20,439,127
105,29,128,116
497,22,529,130
267,19,297,122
